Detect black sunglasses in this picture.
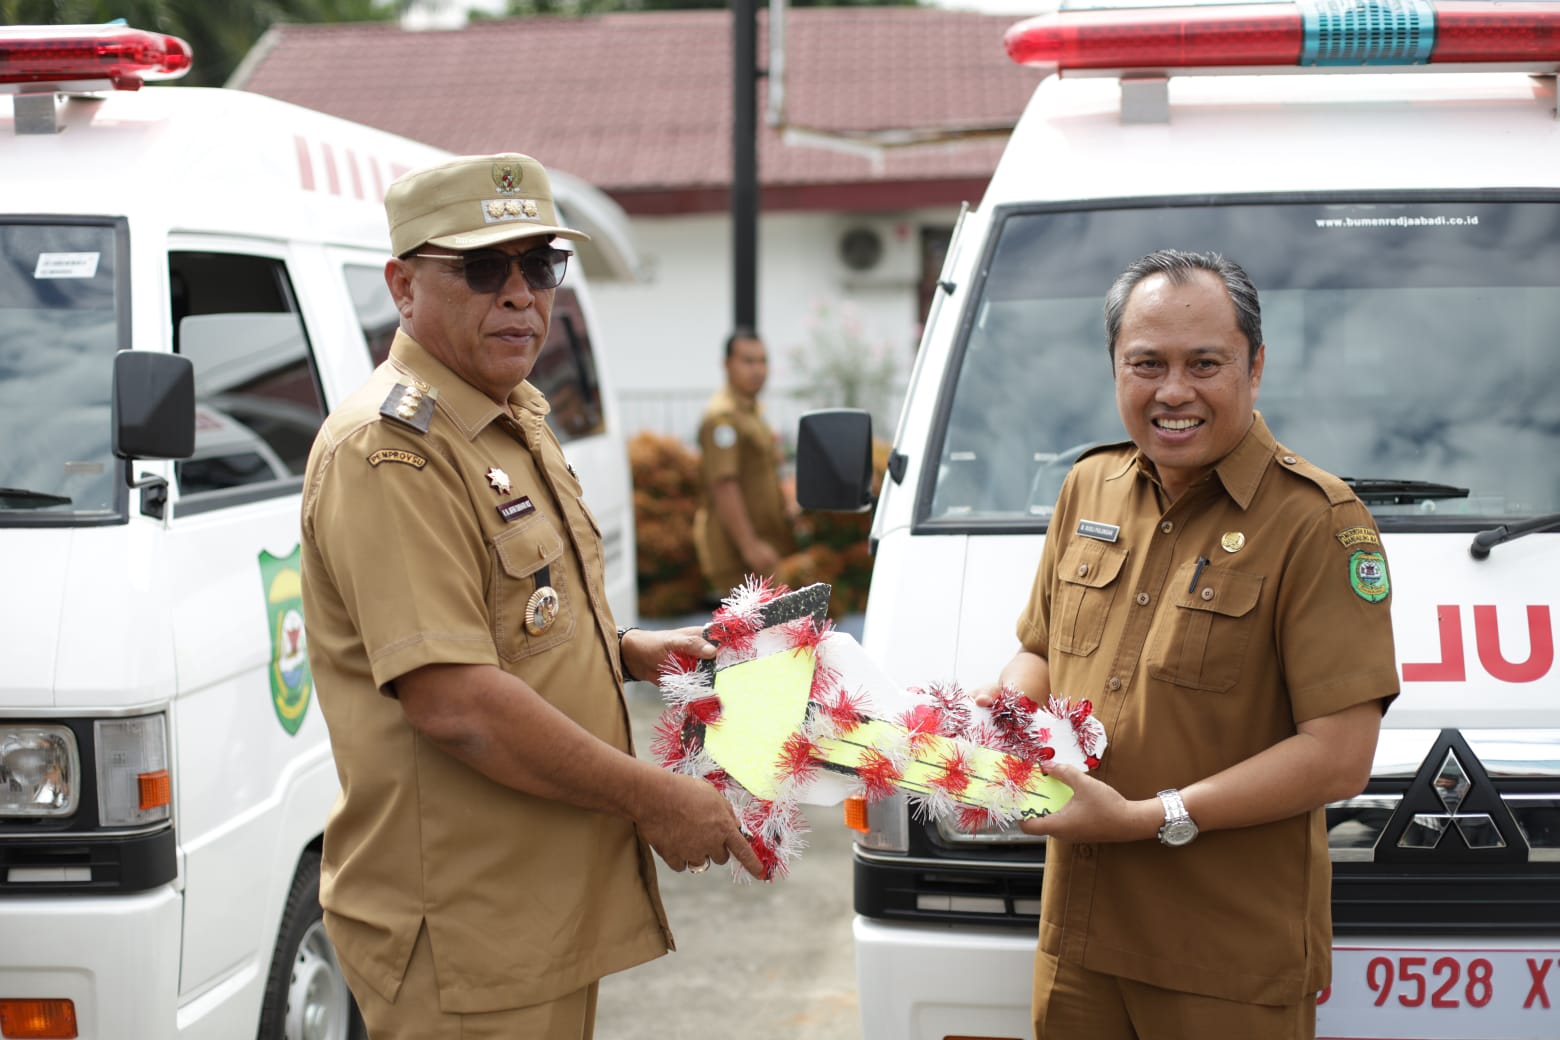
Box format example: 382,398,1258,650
411,246,570,294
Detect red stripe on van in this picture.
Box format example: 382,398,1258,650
346,149,364,199
322,143,341,195
294,135,315,191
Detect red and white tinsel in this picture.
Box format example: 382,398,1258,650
653,578,1107,881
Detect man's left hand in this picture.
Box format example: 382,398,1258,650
621,626,716,685
1018,763,1160,843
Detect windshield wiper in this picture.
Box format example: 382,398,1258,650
1470,512,1560,561
1341,478,1471,504
0,486,73,509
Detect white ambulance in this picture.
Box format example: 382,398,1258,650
796,2,1560,1038
0,23,638,1040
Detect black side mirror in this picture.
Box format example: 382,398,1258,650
796,409,873,512
112,351,195,461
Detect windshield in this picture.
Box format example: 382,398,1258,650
928,197,1560,528
0,220,126,524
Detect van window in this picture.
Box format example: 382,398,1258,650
345,266,605,446
170,252,325,502
0,219,126,524
528,287,605,444
343,263,399,367
928,197,1560,529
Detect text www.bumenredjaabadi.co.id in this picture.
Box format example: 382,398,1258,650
1314,214,1481,229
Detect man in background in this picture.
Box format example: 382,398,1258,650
693,329,796,600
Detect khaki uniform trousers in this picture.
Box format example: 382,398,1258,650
1034,949,1316,1040
343,924,599,1040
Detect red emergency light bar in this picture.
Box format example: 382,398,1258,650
0,24,192,91
1006,1,1560,73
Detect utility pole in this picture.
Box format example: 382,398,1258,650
731,0,760,332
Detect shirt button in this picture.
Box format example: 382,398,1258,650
1107,676,1122,691
1160,521,1173,534
1201,587,1215,601
1283,455,1298,465
1136,592,1150,606
1078,844,1095,859
1077,563,1089,577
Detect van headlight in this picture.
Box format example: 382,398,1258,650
95,715,171,827
0,725,80,817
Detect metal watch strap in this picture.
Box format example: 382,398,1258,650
1157,787,1195,846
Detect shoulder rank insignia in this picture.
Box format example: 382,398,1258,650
379,379,438,434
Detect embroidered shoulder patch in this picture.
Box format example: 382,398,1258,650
368,448,427,469
1349,549,1390,602
1335,526,1379,549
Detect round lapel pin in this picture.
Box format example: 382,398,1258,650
525,586,560,635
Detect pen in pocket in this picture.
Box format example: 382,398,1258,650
1188,556,1210,593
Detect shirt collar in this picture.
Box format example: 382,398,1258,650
1211,411,1277,510
387,330,550,441
1121,411,1276,511
716,384,759,413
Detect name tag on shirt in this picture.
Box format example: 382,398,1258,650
1077,519,1120,543
498,496,536,523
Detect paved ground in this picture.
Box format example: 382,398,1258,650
593,616,864,1040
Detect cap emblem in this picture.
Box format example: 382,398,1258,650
492,161,524,194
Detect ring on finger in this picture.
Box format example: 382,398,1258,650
688,861,710,874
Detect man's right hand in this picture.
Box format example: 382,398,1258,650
638,771,765,879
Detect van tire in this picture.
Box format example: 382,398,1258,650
257,850,367,1040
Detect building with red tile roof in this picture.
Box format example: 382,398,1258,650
233,8,1037,213
231,8,1043,437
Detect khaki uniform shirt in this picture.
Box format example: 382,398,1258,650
300,332,671,1013
1016,413,1397,1006
692,386,795,595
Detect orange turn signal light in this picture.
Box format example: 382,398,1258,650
137,769,171,811
843,795,870,834
0,998,78,1039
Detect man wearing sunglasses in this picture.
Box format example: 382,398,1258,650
300,153,764,1040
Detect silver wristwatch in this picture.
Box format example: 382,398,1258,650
1156,788,1198,847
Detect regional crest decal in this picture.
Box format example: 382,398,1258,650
1349,549,1391,603
259,547,312,735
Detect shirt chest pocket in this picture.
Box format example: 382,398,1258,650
491,512,575,662
1147,565,1264,692
1050,540,1129,658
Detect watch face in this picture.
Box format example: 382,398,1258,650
1162,819,1198,847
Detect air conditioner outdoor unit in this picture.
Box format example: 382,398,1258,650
835,220,917,287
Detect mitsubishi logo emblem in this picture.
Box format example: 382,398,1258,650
1397,746,1507,851
1376,729,1528,865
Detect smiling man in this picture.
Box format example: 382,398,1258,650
983,250,1398,1040
299,153,762,1040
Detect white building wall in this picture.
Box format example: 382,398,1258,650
592,205,958,448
